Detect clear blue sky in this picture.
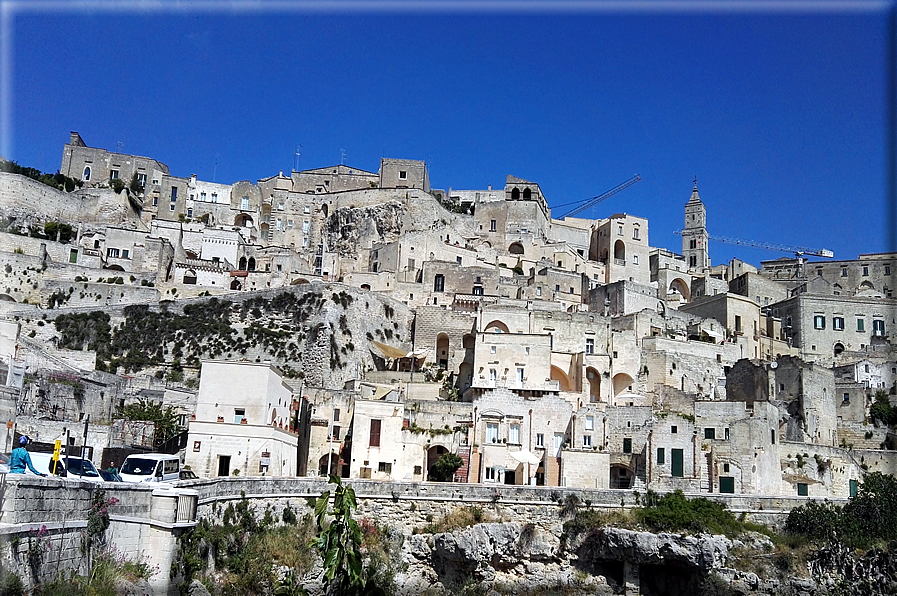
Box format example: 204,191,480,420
4,1,894,268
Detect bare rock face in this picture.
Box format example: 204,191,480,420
326,203,404,257
575,527,731,571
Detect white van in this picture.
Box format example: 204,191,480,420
120,453,180,483
26,452,103,482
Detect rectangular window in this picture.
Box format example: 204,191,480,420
456,256,462,265
671,425,678,434
490,345,496,354
288,219,293,228
485,466,496,481
241,196,249,210
617,225,624,235
399,170,407,179
414,465,422,476
814,315,826,330
842,267,848,277
121,249,129,259
797,483,808,496
585,338,594,355
735,315,742,333
200,192,207,201
407,258,415,270
833,317,844,331
850,479,858,497
333,408,340,422
509,424,520,445
633,227,639,240
857,318,865,332
369,419,381,447
303,221,310,233
536,433,544,448
110,169,119,180
211,192,218,203
171,187,177,201
583,435,592,447
434,274,445,292
278,201,284,211
332,426,340,440
490,219,496,232
886,265,891,275
657,447,665,464
187,208,193,217
873,320,885,336
633,255,639,265
704,428,716,440
863,266,869,276
69,249,78,263
106,248,119,258
276,218,282,230
770,429,776,444
623,438,632,453
152,196,158,206
671,449,684,477
585,416,594,431
486,422,499,443
137,173,146,186
234,408,245,424
378,462,392,474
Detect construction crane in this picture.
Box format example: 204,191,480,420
672,230,833,259
556,174,641,219
673,229,833,279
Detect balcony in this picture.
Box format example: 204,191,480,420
614,258,626,266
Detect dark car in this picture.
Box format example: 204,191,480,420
179,469,198,480
99,469,123,482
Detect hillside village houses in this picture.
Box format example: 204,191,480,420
0,131,893,500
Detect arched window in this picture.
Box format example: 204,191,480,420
511,187,520,200
83,166,91,181
247,257,256,272
239,257,247,271
522,188,531,199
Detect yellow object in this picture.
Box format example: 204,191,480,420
51,440,61,475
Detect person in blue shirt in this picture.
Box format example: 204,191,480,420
9,436,47,476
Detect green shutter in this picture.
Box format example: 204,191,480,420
719,476,735,493
671,449,684,477
657,447,665,464
797,483,808,496
849,479,858,497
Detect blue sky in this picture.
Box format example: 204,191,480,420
3,1,894,268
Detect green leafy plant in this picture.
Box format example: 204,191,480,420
429,453,463,482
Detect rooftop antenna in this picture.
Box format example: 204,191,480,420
293,144,303,172
213,154,218,183
340,149,347,165
115,141,123,153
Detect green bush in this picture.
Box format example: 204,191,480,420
634,490,742,537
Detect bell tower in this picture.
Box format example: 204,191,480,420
682,180,709,271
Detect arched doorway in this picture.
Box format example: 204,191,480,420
427,445,452,481
183,270,197,285
610,464,633,489
508,242,524,255
550,365,572,392
613,240,626,263
612,372,634,397
586,367,601,402
436,333,450,369
318,453,339,477
230,279,242,290
458,362,473,392
235,214,254,228
834,343,845,357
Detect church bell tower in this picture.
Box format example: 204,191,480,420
682,180,709,271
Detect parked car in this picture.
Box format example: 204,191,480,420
179,469,198,480
120,453,180,483
26,453,103,482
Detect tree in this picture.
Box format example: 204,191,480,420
430,453,463,482
117,398,180,448
313,476,386,596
